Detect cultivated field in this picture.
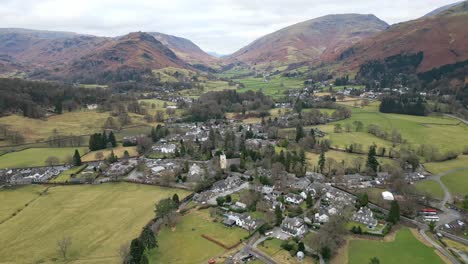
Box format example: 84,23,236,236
0,183,190,264
148,209,247,264
348,228,444,264
0,147,88,169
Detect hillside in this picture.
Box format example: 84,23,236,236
339,1,468,73
226,14,388,68
65,32,190,82
423,1,463,17
150,32,218,66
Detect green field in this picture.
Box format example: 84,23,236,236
148,209,247,264
306,150,398,170
50,165,88,183
424,155,468,174
414,180,445,200
81,145,139,162
235,75,304,98
258,238,316,264
0,185,47,222
348,228,444,264
0,183,189,263
215,66,253,78
441,169,468,197
0,147,88,169
308,103,468,155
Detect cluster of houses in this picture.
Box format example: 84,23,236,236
2,166,69,184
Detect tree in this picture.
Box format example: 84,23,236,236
139,226,157,249
107,150,118,163
172,193,180,205
108,131,117,147
119,243,130,263
225,194,232,203
73,149,82,166
366,145,379,173
45,156,60,166
275,205,283,226
333,124,342,133
353,121,364,132
155,198,177,222
298,241,305,252
318,151,325,173
57,236,72,260
428,221,436,233
463,195,468,211
387,200,400,224
295,124,304,143
95,151,104,160
129,238,144,264
306,191,314,208
357,193,369,207
369,257,380,264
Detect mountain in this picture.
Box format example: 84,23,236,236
338,1,468,73
64,32,190,82
226,14,388,68
423,1,463,17
149,32,217,66
0,29,205,79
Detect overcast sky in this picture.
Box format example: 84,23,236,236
0,0,461,54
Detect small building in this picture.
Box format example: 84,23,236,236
285,193,304,205
382,191,394,201
281,217,308,237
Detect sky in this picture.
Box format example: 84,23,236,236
0,0,462,54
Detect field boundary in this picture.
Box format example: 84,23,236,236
201,234,243,250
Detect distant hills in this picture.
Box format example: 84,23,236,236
338,1,468,73
226,14,389,68
0,1,467,82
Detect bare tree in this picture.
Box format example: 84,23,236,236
45,156,60,166
57,236,72,260
95,151,104,160
119,243,130,263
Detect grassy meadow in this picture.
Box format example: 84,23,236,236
235,75,304,98
0,185,47,222
148,209,247,264
0,183,190,264
441,169,468,197
423,155,468,174
414,180,445,200
258,238,316,264
0,147,88,169
81,145,139,162
348,228,444,264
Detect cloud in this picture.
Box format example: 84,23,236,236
0,0,461,54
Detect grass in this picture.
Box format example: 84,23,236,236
441,169,468,197
148,209,247,264
306,150,397,170
0,183,190,264
0,147,88,169
0,185,47,222
258,238,315,264
235,75,304,98
348,228,444,264
414,180,445,200
81,145,139,162
424,155,468,174
50,165,87,183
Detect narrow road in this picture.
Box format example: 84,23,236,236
419,229,461,264
444,114,468,125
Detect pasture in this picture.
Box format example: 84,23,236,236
235,76,304,98
423,155,468,174
306,150,397,170
414,180,445,200
348,228,444,264
0,183,189,264
50,165,88,183
148,209,247,264
441,169,468,197
81,145,139,162
0,147,88,169
0,185,47,222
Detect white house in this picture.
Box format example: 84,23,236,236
285,193,304,205
281,217,308,237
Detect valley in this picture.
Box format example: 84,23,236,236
0,1,468,264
